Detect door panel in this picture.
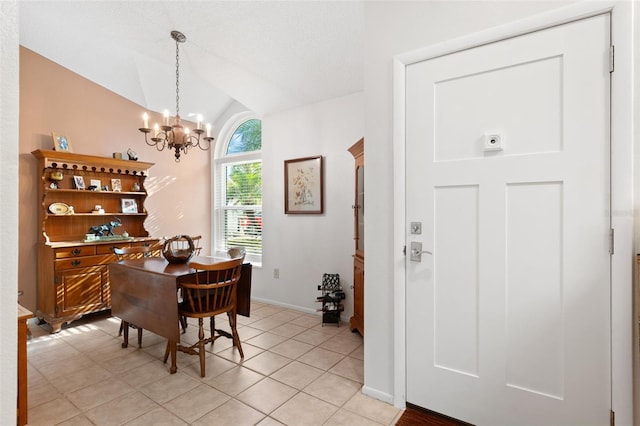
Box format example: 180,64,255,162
405,14,610,425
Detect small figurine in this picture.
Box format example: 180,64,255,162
127,148,138,161
88,217,122,237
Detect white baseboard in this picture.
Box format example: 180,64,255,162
362,385,395,406
251,297,349,323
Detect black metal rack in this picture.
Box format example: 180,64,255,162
316,273,345,326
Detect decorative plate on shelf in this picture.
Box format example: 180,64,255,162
48,202,70,215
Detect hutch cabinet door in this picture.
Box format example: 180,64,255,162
55,265,109,316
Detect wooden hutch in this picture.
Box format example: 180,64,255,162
349,138,364,336
32,149,160,332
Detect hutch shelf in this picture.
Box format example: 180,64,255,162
32,149,160,332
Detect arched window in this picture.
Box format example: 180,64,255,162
214,113,262,264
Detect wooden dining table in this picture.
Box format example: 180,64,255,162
108,255,251,374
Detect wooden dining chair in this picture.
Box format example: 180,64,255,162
165,255,245,377
191,235,202,256
113,245,156,347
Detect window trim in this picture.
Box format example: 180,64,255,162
211,111,262,265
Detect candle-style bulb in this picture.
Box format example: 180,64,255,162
206,123,212,138
142,112,149,129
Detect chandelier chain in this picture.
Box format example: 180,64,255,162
175,38,180,117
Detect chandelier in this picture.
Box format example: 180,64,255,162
139,30,213,162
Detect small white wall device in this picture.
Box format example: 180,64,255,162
484,133,504,152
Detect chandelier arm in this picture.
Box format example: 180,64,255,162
184,134,198,149
142,132,156,147
143,131,168,152
196,137,213,151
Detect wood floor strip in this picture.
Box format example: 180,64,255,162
395,403,473,426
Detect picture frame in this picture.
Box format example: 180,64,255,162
111,178,122,192
52,133,73,152
73,175,85,190
121,198,138,214
89,179,101,191
284,155,324,214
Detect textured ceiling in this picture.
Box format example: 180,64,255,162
19,0,364,123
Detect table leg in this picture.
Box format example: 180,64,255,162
122,321,129,348
163,340,178,374
170,340,177,373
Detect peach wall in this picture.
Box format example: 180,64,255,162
18,47,211,313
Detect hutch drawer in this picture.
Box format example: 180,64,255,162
55,246,96,258
55,254,115,271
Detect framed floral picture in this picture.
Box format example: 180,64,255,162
52,133,73,152
284,155,323,214
111,178,122,192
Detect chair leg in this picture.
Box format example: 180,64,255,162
118,320,124,336
227,311,244,358
210,316,216,341
180,315,188,333
198,318,206,377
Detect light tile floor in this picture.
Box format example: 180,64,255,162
26,301,403,425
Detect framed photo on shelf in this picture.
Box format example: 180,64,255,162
111,178,122,192
284,155,324,214
52,133,73,152
73,175,85,190
89,179,101,191
121,199,138,214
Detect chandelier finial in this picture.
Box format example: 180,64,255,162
138,30,213,162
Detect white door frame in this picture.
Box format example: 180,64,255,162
392,1,634,423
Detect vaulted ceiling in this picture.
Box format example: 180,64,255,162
19,1,364,123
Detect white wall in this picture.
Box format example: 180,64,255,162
253,92,363,321
361,0,632,406
0,2,18,423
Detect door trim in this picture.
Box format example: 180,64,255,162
392,2,634,423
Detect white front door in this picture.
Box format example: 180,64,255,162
405,14,611,425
